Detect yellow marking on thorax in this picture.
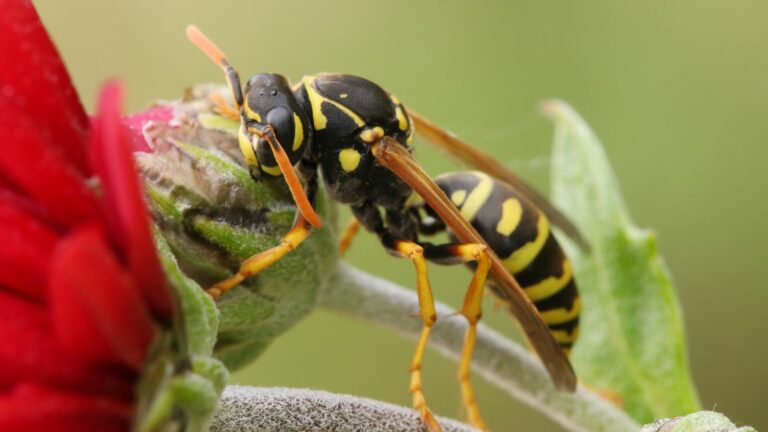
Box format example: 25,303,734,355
523,260,573,302
551,327,579,345
238,125,259,167
496,198,523,236
502,213,550,274
539,298,581,325
243,103,261,122
340,93,348,99
459,173,494,221
261,165,282,176
292,113,304,151
391,95,409,132
302,76,365,130
359,126,384,143
339,148,361,172
303,77,327,129
451,190,467,206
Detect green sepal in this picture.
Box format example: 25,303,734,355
168,373,220,426
154,229,219,357
133,332,176,432
191,356,229,395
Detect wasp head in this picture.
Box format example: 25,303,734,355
238,73,312,177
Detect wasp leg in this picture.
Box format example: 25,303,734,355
337,217,361,257
210,91,240,121
207,176,318,299
387,236,440,432
207,214,312,299
424,243,490,430
350,201,440,431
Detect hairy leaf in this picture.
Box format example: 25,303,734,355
543,100,700,422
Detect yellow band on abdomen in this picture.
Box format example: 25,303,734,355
503,213,550,274
523,260,573,302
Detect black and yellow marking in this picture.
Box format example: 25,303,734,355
428,171,581,353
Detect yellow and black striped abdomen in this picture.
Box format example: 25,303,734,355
434,171,580,353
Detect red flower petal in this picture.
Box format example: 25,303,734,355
48,225,156,371
0,311,134,398
0,383,132,432
90,81,172,317
0,108,99,227
0,171,14,190
0,188,59,229
0,291,47,333
0,196,60,300
0,0,89,174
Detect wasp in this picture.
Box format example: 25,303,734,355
186,25,585,431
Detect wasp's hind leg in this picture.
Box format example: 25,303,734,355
207,176,318,299
424,242,491,431
351,203,441,432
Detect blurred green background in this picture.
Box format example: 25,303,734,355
36,1,767,430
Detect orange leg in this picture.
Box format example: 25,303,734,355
392,240,441,432
422,242,491,430
209,92,241,121
338,217,361,256
452,243,491,431
207,216,311,299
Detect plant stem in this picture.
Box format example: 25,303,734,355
211,386,478,432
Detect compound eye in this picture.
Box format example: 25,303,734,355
262,106,308,164
265,106,293,141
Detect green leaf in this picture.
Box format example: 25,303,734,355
543,100,700,422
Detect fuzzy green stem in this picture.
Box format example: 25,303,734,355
212,386,478,432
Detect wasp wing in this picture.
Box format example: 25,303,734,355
373,136,576,392
408,110,589,251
